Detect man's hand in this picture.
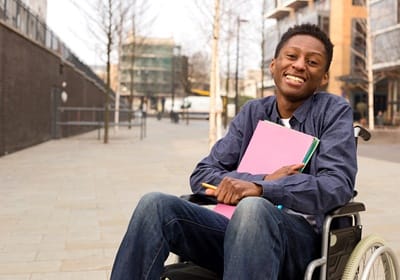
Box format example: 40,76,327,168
204,177,262,205
264,163,304,181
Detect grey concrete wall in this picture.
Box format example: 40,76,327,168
0,22,106,156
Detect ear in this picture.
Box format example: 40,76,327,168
269,59,275,76
320,71,329,87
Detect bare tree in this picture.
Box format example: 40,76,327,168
103,0,114,143
70,0,131,143
260,0,267,98
69,0,156,142
188,52,211,90
121,0,155,128
208,0,253,145
219,0,262,101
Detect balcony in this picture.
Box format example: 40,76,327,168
265,7,292,20
282,0,309,10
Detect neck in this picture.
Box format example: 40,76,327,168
276,96,302,118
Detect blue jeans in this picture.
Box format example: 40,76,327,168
110,192,320,279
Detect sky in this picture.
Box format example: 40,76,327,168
46,0,262,70
46,0,211,66
47,0,99,65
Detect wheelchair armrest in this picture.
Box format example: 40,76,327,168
328,201,366,216
354,125,371,142
180,193,218,205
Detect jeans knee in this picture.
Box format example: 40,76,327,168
136,192,159,211
229,197,281,233
136,192,174,214
127,192,173,233
225,198,281,252
235,197,275,218
130,193,168,224
140,192,164,205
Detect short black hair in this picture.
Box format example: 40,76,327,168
274,23,334,72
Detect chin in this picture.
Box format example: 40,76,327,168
285,93,311,103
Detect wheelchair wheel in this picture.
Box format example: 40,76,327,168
342,234,399,280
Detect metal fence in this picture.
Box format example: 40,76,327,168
54,107,147,140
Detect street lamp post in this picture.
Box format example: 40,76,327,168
235,17,248,115
171,50,175,117
170,46,180,123
128,68,134,129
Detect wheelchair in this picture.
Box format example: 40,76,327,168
163,125,399,280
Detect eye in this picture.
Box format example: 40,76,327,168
286,53,297,60
307,58,320,66
307,60,318,65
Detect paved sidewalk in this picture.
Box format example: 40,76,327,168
0,118,399,279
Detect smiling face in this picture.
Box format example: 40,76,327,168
270,34,329,105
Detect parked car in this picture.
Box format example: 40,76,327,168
180,96,223,120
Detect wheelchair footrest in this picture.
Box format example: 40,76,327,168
327,225,362,280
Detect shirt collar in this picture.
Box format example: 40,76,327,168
270,94,315,125
293,94,315,124
270,100,281,124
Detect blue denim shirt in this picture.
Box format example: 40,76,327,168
189,92,357,232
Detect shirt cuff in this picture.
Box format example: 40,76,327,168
252,180,284,204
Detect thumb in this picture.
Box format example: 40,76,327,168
205,188,216,196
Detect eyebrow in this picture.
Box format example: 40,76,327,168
285,46,325,57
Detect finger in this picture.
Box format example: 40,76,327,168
205,189,216,196
287,164,304,173
292,163,305,170
221,191,233,205
231,194,242,205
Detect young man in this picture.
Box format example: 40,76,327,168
111,23,357,279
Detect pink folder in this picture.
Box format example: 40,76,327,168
213,120,319,219
237,120,319,175
213,203,236,219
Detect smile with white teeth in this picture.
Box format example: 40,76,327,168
285,74,305,84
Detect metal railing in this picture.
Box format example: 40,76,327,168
54,107,146,140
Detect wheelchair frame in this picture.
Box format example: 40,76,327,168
304,202,400,280
305,126,399,279
305,201,365,279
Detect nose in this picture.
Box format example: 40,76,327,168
291,57,306,71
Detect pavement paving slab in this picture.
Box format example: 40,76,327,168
0,118,399,279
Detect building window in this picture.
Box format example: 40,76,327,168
351,18,367,77
352,0,365,6
318,15,329,36
0,0,5,19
